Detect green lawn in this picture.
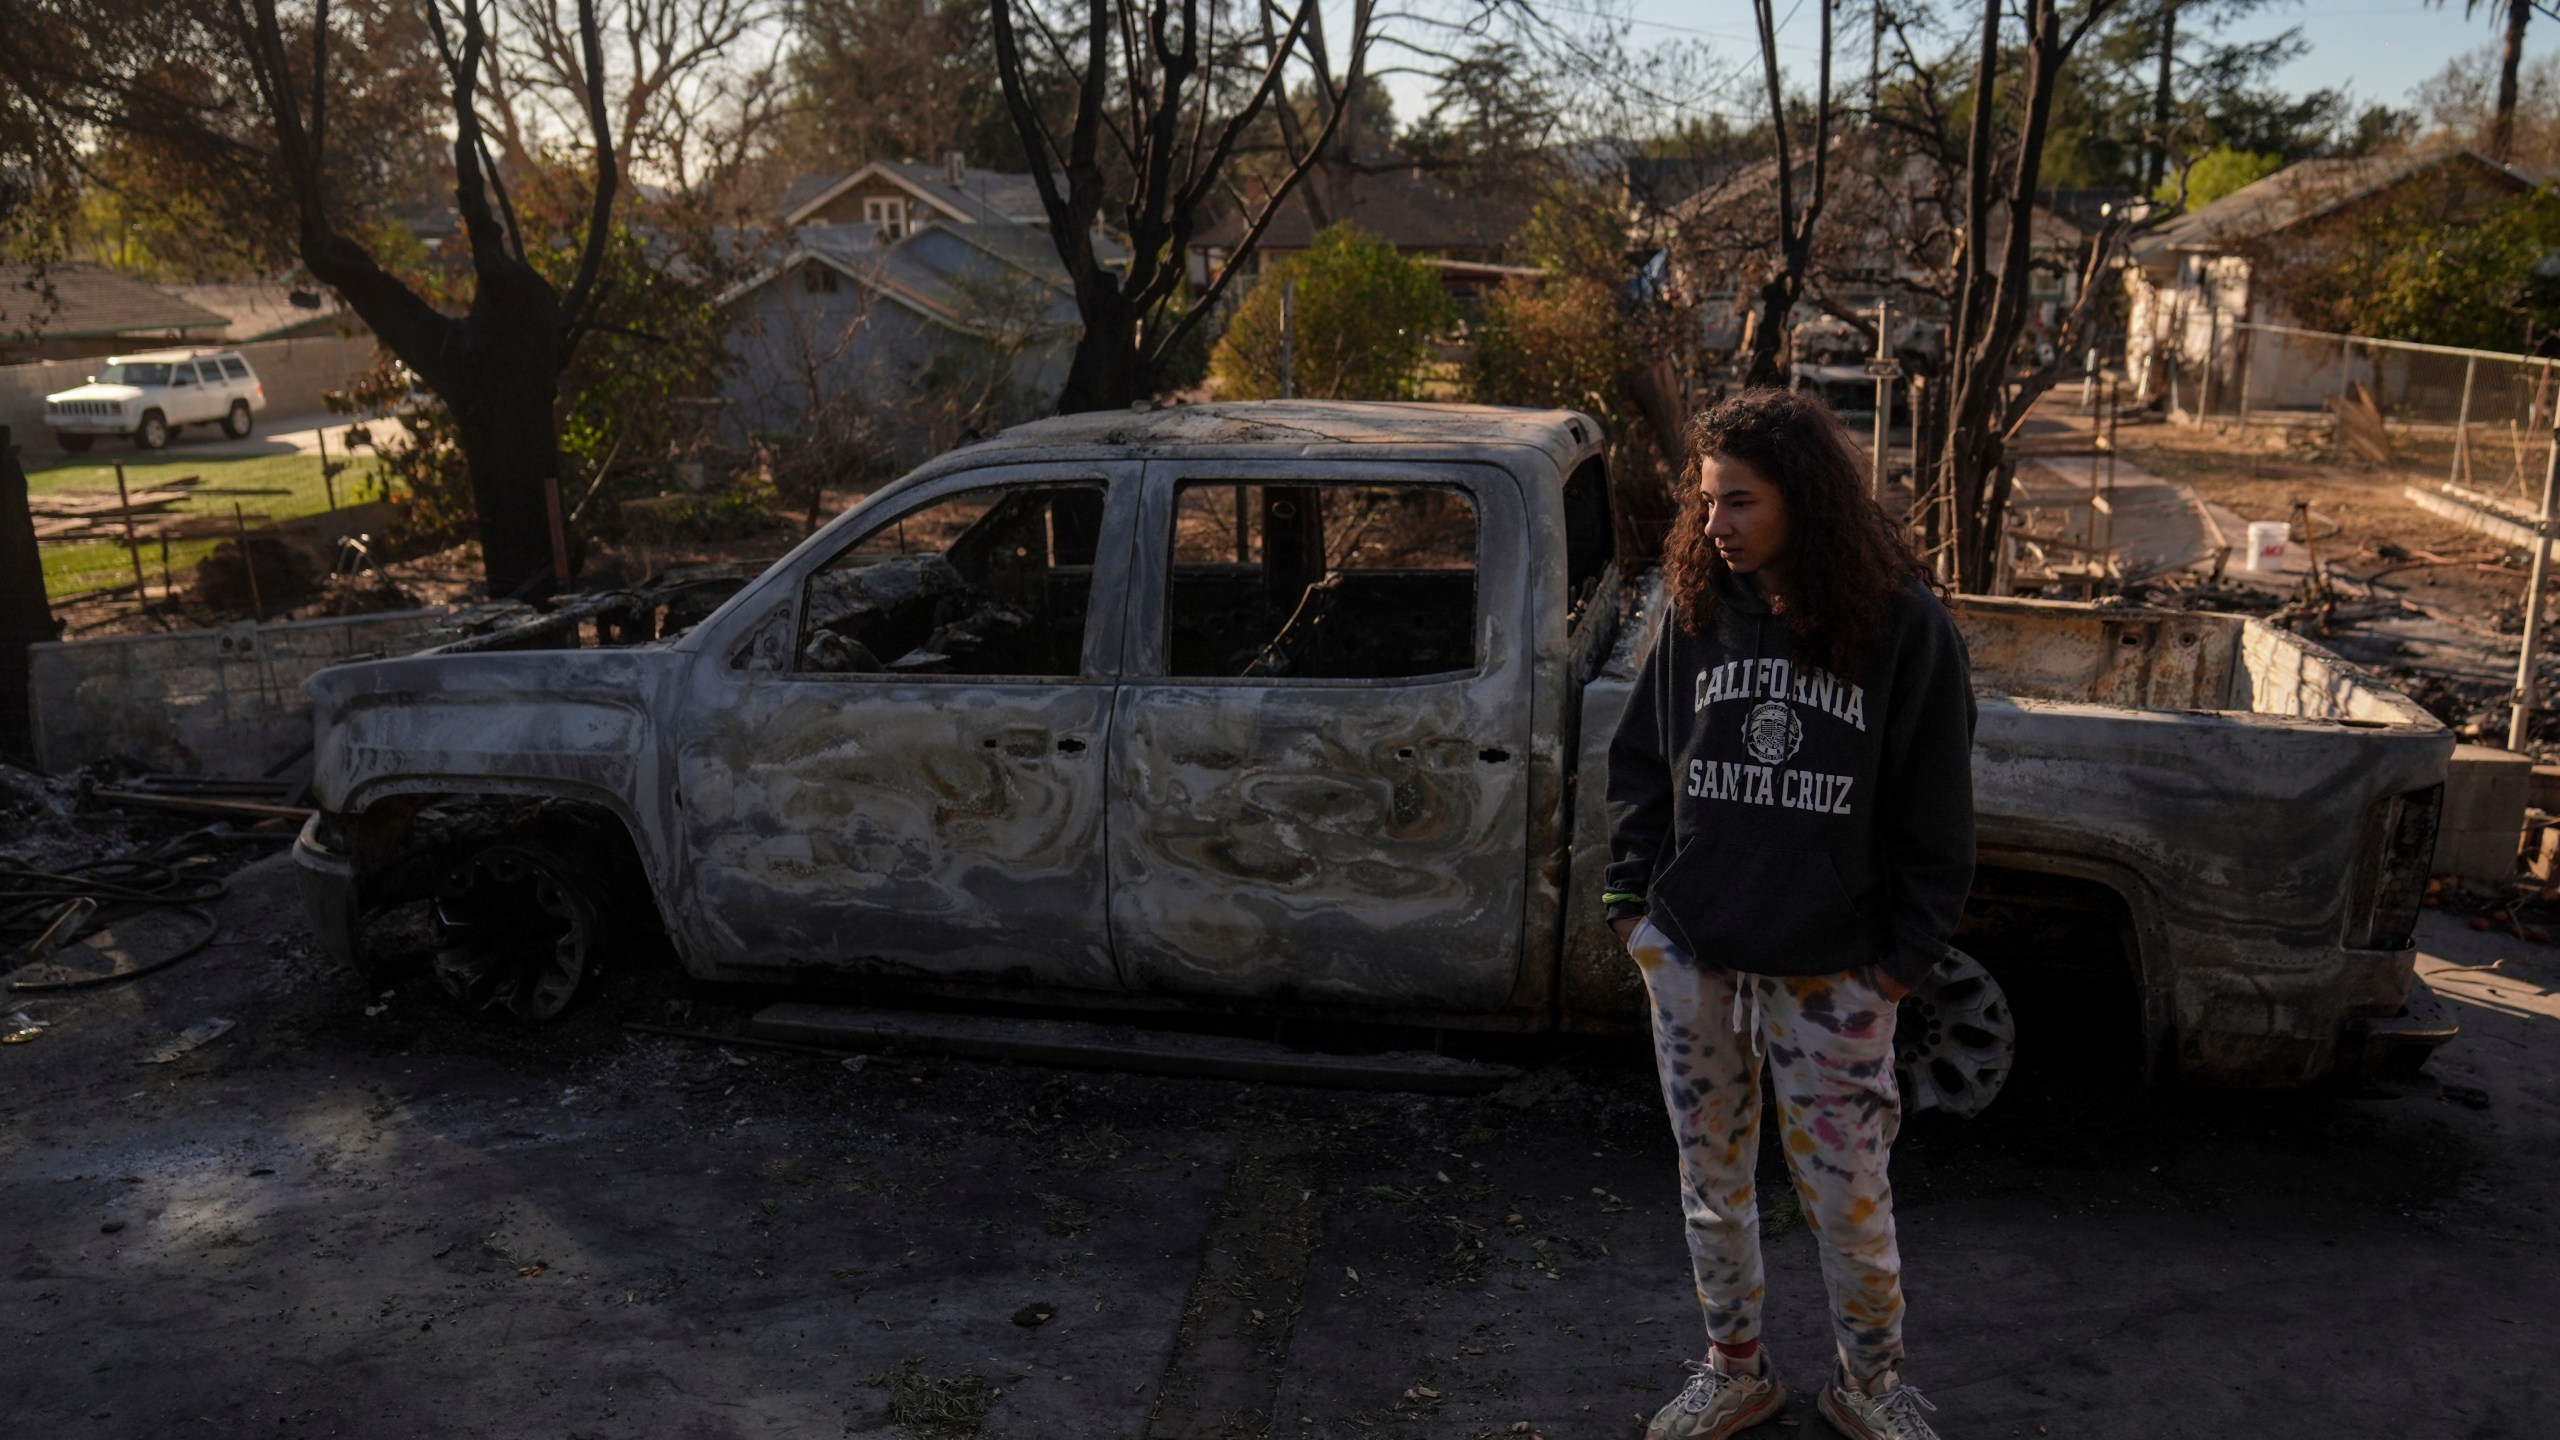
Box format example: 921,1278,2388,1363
29,448,395,602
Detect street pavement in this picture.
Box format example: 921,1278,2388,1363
0,847,2548,1438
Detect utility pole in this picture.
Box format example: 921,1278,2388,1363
1868,300,1897,499
1279,278,1297,400
2512,426,2560,750
1870,1,1886,121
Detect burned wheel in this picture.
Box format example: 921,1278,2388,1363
431,841,605,1020
1894,949,2015,1118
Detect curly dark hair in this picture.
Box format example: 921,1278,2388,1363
1663,388,1925,675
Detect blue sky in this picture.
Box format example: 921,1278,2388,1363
1594,1,2507,118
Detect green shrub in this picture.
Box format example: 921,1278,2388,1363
1210,223,1454,399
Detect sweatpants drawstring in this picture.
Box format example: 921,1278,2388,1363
1729,977,1763,1055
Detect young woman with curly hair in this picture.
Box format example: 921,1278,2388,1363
1603,388,1977,1440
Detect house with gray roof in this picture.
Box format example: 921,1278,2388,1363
2122,150,2538,413
778,158,1055,235
717,216,1084,466
1188,165,1536,298
0,264,231,363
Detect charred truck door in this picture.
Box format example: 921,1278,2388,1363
673,464,1136,990
1107,459,1534,1009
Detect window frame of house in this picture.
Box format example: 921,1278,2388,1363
863,196,910,239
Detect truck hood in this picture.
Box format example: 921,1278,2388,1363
305,647,689,815
47,382,143,404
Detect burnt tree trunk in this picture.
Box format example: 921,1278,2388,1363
0,428,61,763
1938,0,2113,591
2144,0,2176,193
1740,0,1833,390
1054,285,1141,413
2494,0,2531,162
992,0,1361,417
232,0,615,602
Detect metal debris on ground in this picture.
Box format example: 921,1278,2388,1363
4,845,227,991
2,1009,48,1043
139,1016,235,1064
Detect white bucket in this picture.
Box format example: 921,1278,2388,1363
2246,520,2289,572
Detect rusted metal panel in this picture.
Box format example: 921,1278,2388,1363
1105,458,1535,1010
1953,600,2242,711
675,678,1121,987
1952,595,2449,1086
668,461,1140,991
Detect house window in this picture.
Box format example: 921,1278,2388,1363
802,262,840,294
864,196,909,238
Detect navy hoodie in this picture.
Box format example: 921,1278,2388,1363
1603,569,1978,988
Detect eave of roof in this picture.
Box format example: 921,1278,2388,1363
2135,149,2538,258
717,224,1078,340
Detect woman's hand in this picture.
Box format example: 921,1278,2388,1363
1867,966,1912,1003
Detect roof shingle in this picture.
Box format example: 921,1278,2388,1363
0,264,231,340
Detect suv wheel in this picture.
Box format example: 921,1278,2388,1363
430,840,610,1020
1893,948,2017,1118
221,399,252,439
58,433,93,454
134,410,168,450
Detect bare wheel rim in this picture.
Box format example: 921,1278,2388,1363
1893,949,2016,1118
431,847,596,1020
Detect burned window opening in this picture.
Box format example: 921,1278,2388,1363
1166,481,1478,681
1561,457,1613,627
798,482,1105,678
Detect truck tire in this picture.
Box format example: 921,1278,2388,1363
134,410,169,450
58,432,93,453
430,839,611,1020
222,399,253,438
1894,948,2016,1118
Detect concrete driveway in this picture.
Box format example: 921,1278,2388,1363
0,850,2547,1438
140,411,401,464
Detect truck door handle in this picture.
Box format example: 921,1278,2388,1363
1056,736,1087,754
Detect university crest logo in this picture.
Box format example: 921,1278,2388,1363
1742,700,1802,765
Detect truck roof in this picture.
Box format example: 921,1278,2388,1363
938,401,1605,478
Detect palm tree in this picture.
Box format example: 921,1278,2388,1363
2437,0,2543,162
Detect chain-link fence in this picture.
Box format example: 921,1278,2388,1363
2166,319,2560,503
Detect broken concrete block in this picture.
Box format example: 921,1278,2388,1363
2438,744,2535,883
2527,810,2560,885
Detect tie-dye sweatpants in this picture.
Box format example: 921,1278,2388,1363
1627,917,1907,1382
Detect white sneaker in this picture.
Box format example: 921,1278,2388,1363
1817,1366,1943,1440
1645,1350,1786,1440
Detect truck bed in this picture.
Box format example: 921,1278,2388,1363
1559,579,2453,1089
1952,596,2440,728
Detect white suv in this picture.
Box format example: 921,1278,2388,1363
45,348,268,453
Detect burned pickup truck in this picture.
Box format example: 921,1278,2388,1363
294,402,2454,1109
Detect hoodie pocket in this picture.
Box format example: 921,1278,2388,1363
1646,840,1882,972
